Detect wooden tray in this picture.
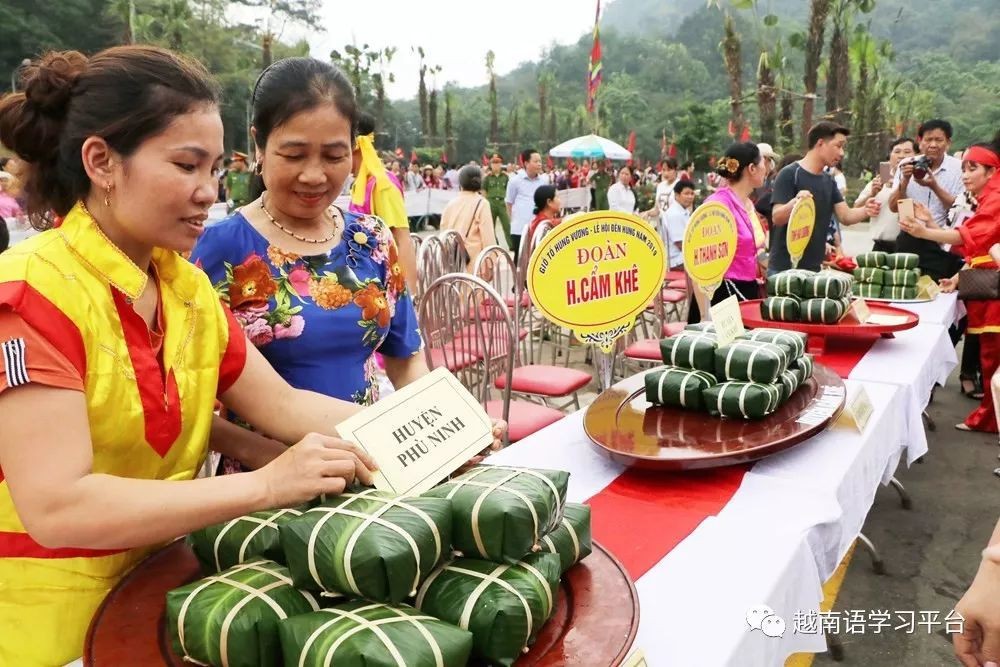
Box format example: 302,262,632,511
739,299,919,354
85,540,638,667
583,364,846,471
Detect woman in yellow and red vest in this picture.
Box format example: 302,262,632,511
0,47,376,666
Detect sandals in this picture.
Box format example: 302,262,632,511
955,423,973,432
960,377,985,401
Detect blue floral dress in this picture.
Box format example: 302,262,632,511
191,210,422,408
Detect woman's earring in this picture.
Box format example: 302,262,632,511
104,182,113,208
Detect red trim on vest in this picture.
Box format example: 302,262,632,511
217,305,247,396
0,281,86,377
0,530,127,559
111,287,182,458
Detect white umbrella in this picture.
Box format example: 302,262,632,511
548,134,632,160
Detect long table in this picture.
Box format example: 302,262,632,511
487,309,957,666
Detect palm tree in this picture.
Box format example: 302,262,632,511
486,51,499,146
444,88,455,161
537,70,553,150
159,0,193,51
414,47,428,137
721,13,745,140
801,0,832,147
371,47,395,131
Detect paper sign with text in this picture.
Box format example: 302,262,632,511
787,197,816,268
527,211,666,351
916,274,941,300
710,294,746,346
683,202,738,296
335,368,494,496
849,297,871,324
838,385,874,433
620,650,649,667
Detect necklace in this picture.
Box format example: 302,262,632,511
261,196,338,244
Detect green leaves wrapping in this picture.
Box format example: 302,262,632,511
415,553,562,667
854,283,883,299
761,296,801,322
280,490,453,604
766,271,806,298
684,322,717,333
741,328,807,358
659,331,718,372
703,381,782,419
166,560,320,667
802,273,853,299
644,366,717,410
881,285,918,300
792,354,815,383
800,297,851,324
886,253,919,270
853,267,885,285
423,466,568,564
855,251,888,268
715,340,790,384
539,503,592,573
188,507,306,573
884,269,919,287
278,601,474,667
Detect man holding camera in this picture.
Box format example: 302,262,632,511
888,119,965,281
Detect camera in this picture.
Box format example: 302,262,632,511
911,155,932,180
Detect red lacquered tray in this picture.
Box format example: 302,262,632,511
739,299,919,354
85,540,638,667
584,364,846,471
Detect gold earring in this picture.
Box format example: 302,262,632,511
104,182,112,208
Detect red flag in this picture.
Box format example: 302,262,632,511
546,155,554,170
441,151,448,164
740,124,751,142
625,130,636,166
410,150,418,164
517,152,525,167
482,153,488,166
668,142,677,158
586,1,602,113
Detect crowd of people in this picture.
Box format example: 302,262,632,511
0,44,999,666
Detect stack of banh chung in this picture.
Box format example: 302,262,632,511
646,324,815,419
168,466,592,667
761,270,854,323
854,252,921,300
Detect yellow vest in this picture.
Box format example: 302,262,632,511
0,204,239,666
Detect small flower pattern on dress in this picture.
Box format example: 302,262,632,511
209,214,407,353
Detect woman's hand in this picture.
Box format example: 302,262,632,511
914,202,939,229
453,418,509,476
899,215,927,238
940,276,959,293
254,433,377,507
870,175,884,197
953,554,1000,667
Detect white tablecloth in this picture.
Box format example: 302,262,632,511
485,314,953,665
847,323,957,464
891,292,960,327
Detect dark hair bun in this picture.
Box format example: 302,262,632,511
24,51,88,118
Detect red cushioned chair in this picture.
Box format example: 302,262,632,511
420,273,565,443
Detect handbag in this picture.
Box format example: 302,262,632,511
957,268,1000,300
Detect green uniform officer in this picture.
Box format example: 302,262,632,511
482,153,511,248
224,151,252,212
590,167,612,211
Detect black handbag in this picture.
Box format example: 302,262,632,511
957,268,1000,300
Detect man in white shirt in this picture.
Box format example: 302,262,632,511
855,137,916,253
661,179,696,270
505,148,544,264
888,119,966,281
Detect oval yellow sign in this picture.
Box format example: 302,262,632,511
682,201,739,290
526,212,666,351
787,197,816,267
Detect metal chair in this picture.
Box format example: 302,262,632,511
438,229,469,274
414,234,449,305
419,273,564,443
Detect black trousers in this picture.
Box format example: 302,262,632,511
871,239,897,254
687,279,760,324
